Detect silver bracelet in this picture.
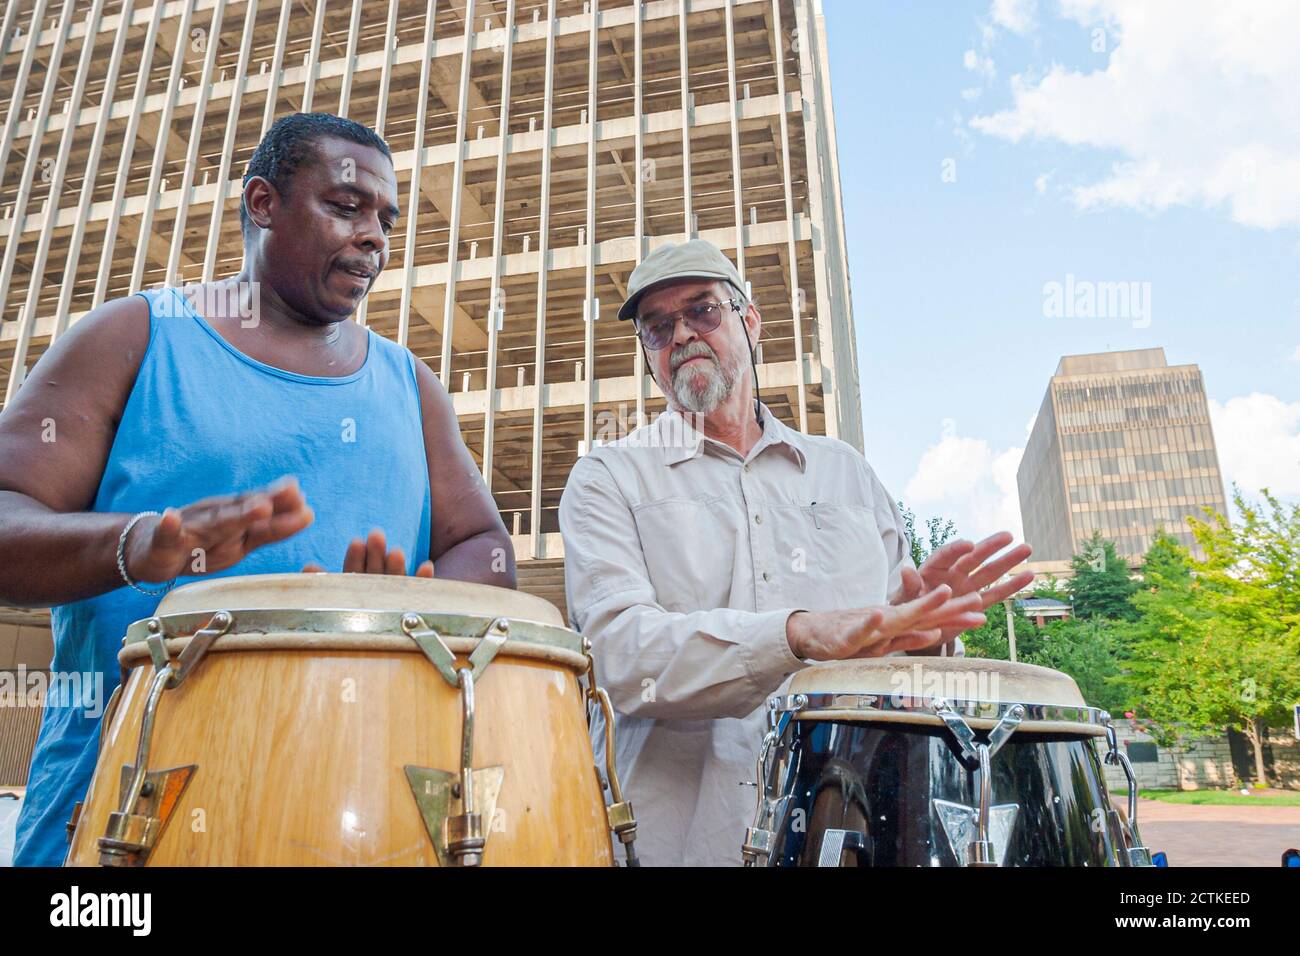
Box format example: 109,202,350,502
116,511,175,596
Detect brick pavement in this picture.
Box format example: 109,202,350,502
1134,798,1300,866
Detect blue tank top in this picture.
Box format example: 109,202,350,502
14,286,432,866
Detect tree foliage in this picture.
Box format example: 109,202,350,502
1125,491,1300,782
1069,530,1139,620
898,492,1300,785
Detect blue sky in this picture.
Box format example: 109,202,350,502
821,0,1300,540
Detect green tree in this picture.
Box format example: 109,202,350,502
1069,531,1139,621
1031,573,1072,603
1126,492,1300,785
962,600,1042,663
897,501,957,569
1031,617,1130,714
1122,530,1207,702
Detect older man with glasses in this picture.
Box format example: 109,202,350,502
558,239,1033,866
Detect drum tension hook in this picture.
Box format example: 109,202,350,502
95,611,232,867
1102,713,1154,867
403,616,508,867
583,638,640,867
932,700,1024,868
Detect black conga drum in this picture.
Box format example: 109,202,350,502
741,657,1154,867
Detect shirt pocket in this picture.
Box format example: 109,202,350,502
807,503,891,608
631,496,738,612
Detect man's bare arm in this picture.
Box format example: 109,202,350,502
0,296,313,606
0,297,153,605
412,358,517,587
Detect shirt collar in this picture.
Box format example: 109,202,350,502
659,403,808,472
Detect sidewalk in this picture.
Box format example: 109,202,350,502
1134,798,1300,866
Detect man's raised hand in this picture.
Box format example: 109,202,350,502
124,476,314,583
302,527,435,577
786,584,988,662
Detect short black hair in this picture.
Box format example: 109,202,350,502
240,112,392,237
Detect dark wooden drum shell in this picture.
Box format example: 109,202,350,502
766,719,1128,867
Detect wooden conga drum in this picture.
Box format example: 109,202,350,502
67,574,633,867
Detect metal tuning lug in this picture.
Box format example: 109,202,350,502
741,824,775,867
582,639,639,866
98,764,197,867
1100,713,1154,866
406,666,505,867
932,701,1025,867
740,724,781,867
96,645,201,867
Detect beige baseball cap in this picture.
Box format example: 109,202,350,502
617,239,744,321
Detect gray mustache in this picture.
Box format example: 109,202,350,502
670,342,719,374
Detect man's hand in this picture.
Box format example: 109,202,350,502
302,527,435,577
786,585,988,661
890,532,1035,653
125,477,315,583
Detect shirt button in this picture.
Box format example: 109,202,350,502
762,571,772,582
754,514,762,524
743,463,751,472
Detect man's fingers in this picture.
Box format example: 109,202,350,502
265,475,306,512
978,570,1036,609
151,508,184,550
342,538,366,573
301,562,325,573
385,548,407,575
926,610,987,633
919,538,975,576
242,505,315,552
890,566,923,604
965,543,1034,593
364,529,387,573
415,560,435,579
892,584,954,628
947,531,1013,577
887,629,945,654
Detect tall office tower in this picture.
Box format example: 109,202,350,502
1018,348,1229,564
0,1,857,668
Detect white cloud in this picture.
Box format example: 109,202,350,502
971,0,1300,230
1034,170,1054,196
963,48,996,83
990,0,1037,35
902,425,1026,542
1209,393,1300,501
1289,346,1300,364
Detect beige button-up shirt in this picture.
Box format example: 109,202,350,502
559,404,920,867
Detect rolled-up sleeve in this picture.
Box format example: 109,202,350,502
559,455,805,721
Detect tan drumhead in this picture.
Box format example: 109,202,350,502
788,656,1088,708
154,573,565,626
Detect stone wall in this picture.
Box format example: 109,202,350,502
1101,720,1236,792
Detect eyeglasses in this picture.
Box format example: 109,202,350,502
634,299,741,351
